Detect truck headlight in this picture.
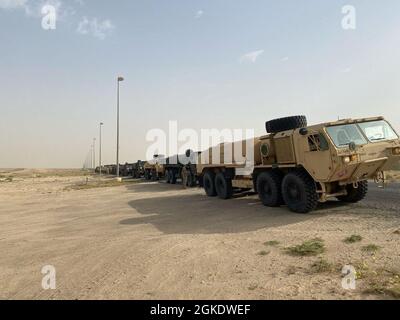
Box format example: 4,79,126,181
350,154,359,162
343,156,351,164
392,147,400,155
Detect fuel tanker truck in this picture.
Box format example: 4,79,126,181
195,116,400,213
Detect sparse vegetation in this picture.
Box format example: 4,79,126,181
0,175,13,183
33,170,95,178
286,266,298,275
285,238,325,257
309,258,334,273
364,285,400,299
248,284,258,291
65,179,139,191
362,244,380,254
349,262,400,298
1,169,95,180
264,240,280,247
393,230,400,235
355,261,370,280
257,250,270,256
362,268,400,299
344,234,363,244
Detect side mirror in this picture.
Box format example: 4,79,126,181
299,128,308,136
349,142,357,151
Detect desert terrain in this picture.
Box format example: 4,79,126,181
0,169,399,300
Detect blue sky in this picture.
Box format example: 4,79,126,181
1,0,400,168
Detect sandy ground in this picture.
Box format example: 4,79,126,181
0,169,399,300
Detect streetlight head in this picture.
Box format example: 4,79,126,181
100,122,104,126
118,76,124,82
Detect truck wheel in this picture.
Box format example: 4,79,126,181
337,181,368,203
282,170,318,213
203,171,217,197
144,170,150,180
181,168,188,187
171,170,177,184
266,116,307,134
151,170,158,181
165,170,171,183
257,171,283,207
187,173,196,188
215,172,233,199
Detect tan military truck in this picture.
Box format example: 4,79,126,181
196,116,400,213
144,155,165,181
132,160,146,179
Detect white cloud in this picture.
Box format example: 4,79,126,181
0,0,28,10
0,0,112,39
240,50,264,63
77,16,115,40
0,0,73,20
25,0,62,17
195,10,203,19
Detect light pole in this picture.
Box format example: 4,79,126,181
99,122,104,175
90,144,93,169
116,76,124,177
93,138,96,170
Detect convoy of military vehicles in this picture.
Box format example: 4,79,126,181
96,116,400,213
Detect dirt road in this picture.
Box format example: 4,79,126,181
0,170,399,300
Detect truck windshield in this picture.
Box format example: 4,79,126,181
326,120,398,147
358,120,398,142
326,124,367,147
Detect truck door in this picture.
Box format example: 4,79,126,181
297,132,332,181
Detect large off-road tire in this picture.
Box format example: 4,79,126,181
170,169,177,184
151,170,158,181
337,181,368,203
266,116,307,134
165,170,171,184
203,171,217,197
215,172,233,200
187,173,196,188
257,171,283,207
144,170,151,180
282,170,318,213
181,168,188,188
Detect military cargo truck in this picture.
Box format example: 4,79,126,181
132,160,146,178
163,155,185,184
162,152,199,186
120,163,133,177
144,155,165,181
104,164,117,175
196,116,400,213
181,150,201,188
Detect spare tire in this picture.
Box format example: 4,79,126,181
266,116,307,134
